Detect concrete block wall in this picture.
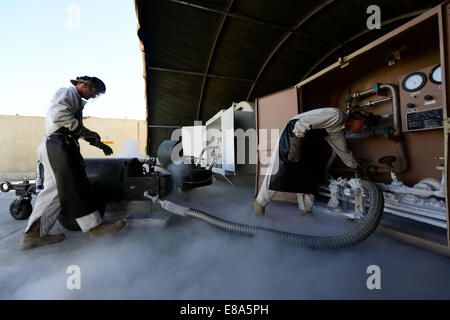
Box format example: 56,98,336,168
0,115,147,180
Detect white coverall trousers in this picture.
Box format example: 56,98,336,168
24,137,103,236
255,108,358,214
256,170,315,213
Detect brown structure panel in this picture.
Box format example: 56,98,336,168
399,64,444,133
255,87,298,203
295,11,445,185
327,49,444,185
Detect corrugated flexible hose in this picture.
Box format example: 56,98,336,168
144,179,384,249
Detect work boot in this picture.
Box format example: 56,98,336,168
301,210,313,216
252,201,265,216
90,220,126,238
19,219,65,250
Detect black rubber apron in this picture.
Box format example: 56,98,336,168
268,119,329,194
46,127,99,219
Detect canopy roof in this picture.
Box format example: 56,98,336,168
134,0,442,154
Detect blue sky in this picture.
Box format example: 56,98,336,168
0,0,146,120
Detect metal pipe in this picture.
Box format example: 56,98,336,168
318,187,447,228
383,207,447,229
381,84,401,138
383,201,446,221
356,97,392,110
346,127,387,140
353,84,400,137
332,127,387,175
328,127,386,176
351,88,376,100
392,140,408,173
318,189,447,228
351,84,408,174
377,182,445,199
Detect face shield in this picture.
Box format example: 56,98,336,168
88,84,104,101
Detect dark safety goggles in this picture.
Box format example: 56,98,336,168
88,84,102,98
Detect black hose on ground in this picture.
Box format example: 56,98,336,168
144,179,384,249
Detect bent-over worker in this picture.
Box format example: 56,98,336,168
253,107,368,216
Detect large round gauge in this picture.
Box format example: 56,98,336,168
402,72,427,92
429,65,442,84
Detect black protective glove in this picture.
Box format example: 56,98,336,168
98,143,113,156
79,127,113,156
78,126,101,142
287,136,304,163
85,138,113,156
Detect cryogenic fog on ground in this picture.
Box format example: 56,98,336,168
1,174,450,299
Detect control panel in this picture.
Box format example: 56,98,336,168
399,64,443,132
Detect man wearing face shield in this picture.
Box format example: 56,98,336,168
19,76,125,250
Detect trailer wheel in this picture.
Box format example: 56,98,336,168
9,199,32,220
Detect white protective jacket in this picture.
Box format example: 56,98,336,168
260,107,358,195
25,87,102,235
291,107,358,169
45,87,86,135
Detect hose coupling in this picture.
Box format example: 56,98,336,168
144,191,160,204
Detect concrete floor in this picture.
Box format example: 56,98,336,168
1,174,449,299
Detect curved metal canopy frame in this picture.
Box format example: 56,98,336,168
138,0,441,137
246,0,336,101
169,0,340,118
300,8,431,82
196,0,235,120
168,0,337,41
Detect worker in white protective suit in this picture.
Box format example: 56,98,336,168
253,107,368,216
19,76,126,250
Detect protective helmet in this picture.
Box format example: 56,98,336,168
70,76,106,94
348,110,380,127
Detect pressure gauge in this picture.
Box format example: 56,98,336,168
429,65,442,84
402,72,427,92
